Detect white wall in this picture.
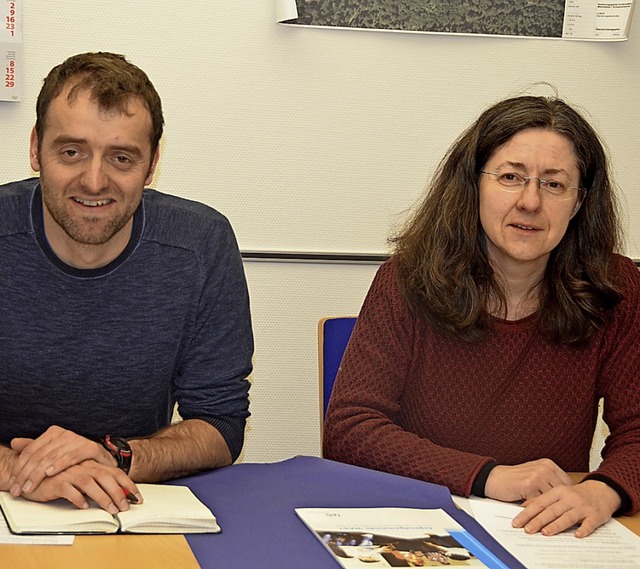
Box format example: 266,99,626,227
1,2,638,462
241,260,377,460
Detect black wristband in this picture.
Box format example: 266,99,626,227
101,435,132,474
471,461,498,498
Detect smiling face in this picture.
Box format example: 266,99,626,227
30,85,159,268
479,128,582,280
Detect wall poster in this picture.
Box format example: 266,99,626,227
276,0,636,41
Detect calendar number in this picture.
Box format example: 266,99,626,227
5,2,16,36
5,58,15,88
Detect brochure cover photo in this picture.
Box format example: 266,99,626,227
296,507,490,567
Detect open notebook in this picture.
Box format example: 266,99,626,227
0,483,220,535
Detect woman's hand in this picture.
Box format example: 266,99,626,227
484,458,574,502
512,479,621,538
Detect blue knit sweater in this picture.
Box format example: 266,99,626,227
0,178,253,461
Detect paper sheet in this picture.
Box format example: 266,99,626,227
461,497,640,569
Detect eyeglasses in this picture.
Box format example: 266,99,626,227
480,171,584,201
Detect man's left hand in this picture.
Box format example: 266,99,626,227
511,479,622,537
18,459,141,513
9,426,115,497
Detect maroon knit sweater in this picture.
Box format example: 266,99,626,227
323,255,640,513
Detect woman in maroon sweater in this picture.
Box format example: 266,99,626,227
323,96,640,538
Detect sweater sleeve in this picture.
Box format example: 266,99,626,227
584,256,640,514
323,261,494,496
173,217,253,462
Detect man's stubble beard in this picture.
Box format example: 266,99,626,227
40,174,139,246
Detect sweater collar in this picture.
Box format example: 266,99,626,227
30,181,145,278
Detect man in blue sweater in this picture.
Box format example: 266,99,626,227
0,52,253,514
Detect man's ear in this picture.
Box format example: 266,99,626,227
145,147,160,186
29,127,41,172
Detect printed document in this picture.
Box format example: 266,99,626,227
463,497,640,568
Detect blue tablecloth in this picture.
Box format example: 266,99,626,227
171,456,523,568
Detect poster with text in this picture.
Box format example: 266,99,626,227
276,0,636,41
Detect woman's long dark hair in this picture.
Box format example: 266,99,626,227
391,96,623,345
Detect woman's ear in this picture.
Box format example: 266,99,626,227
570,191,586,220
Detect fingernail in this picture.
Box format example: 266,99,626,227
120,500,130,511
108,504,119,515
10,484,20,496
45,466,54,475
22,480,32,492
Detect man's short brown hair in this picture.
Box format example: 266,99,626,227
35,52,164,158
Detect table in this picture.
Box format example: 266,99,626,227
2,458,639,569
182,456,523,568
0,534,200,569
1,457,521,569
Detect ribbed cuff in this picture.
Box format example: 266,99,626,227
203,416,247,463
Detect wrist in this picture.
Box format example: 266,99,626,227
472,461,498,498
580,479,623,515
0,446,19,491
583,473,630,515
100,435,132,474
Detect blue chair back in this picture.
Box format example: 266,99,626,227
319,317,357,421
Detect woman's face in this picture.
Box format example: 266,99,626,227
478,128,582,278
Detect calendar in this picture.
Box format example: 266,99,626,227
1,0,21,101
